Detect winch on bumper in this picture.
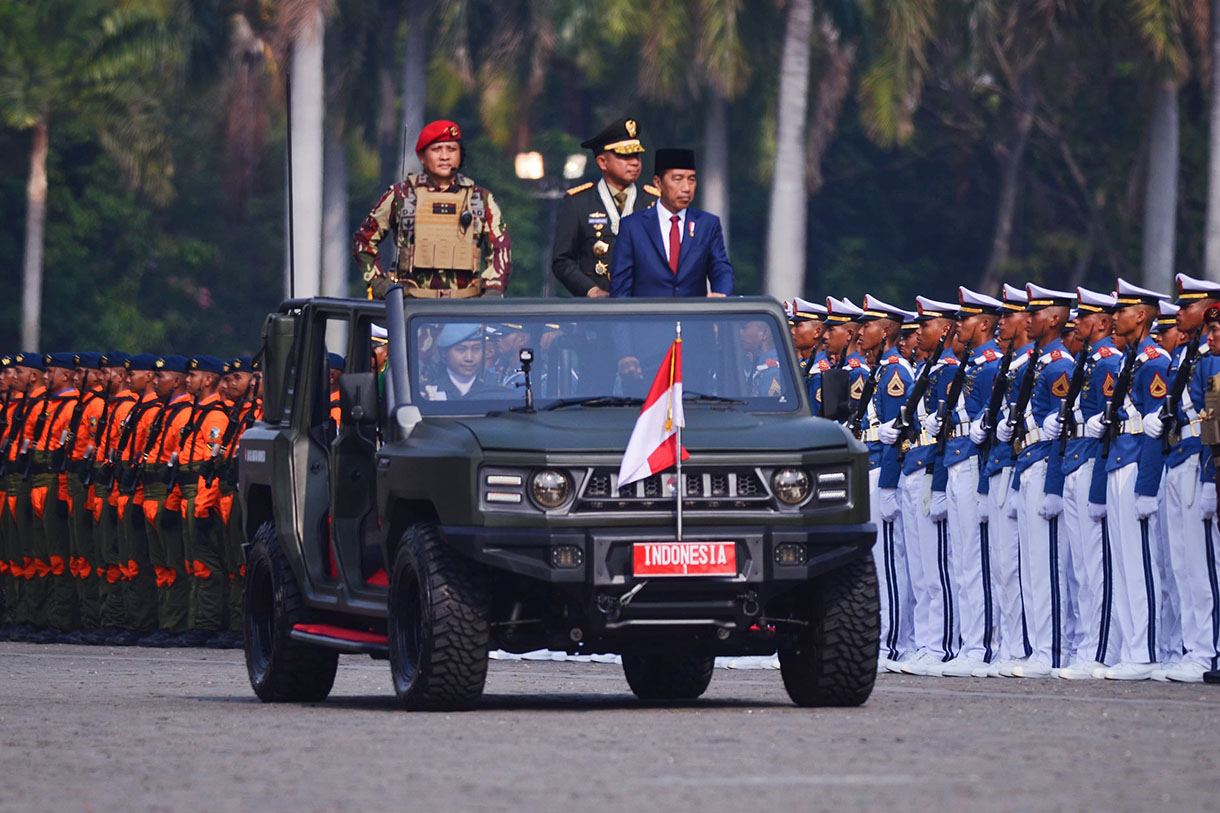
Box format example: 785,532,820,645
439,522,875,632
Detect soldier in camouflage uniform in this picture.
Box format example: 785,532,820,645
354,119,512,300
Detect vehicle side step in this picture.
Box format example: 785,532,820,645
290,623,389,655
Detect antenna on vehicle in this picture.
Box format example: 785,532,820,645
285,69,296,300
518,348,535,412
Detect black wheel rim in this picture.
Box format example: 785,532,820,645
246,557,275,680
391,563,425,693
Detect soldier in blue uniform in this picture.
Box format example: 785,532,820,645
788,297,826,373
807,297,859,414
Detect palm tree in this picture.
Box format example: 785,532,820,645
0,0,174,348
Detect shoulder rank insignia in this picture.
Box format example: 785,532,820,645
818,359,830,371
1149,371,1168,399
765,358,778,368
566,182,594,196
1051,372,1070,398
850,377,865,399
1052,350,1066,361
848,358,861,369
1099,346,1116,358
886,370,906,397
1103,371,1115,398
983,349,998,362
1145,346,1161,360
944,357,959,366
643,184,660,197
768,378,782,397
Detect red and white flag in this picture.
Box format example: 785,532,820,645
617,332,689,487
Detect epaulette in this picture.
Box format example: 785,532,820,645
1139,347,1161,362
1092,346,1117,360
847,358,865,370
941,357,960,366
817,359,831,371
566,182,594,196
973,349,1000,365
643,184,660,197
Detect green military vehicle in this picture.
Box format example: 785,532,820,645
238,290,877,709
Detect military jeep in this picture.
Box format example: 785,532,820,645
238,290,878,709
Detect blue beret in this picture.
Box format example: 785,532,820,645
102,351,130,368
435,323,483,349
15,352,45,371
126,353,158,371
45,352,77,370
189,355,225,375
327,352,346,372
155,355,189,373
75,352,103,369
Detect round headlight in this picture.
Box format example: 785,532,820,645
771,468,811,505
530,469,572,509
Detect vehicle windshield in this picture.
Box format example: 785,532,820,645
406,312,802,415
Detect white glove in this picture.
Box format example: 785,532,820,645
1087,501,1107,521
877,488,900,521
1202,486,1217,520
1084,413,1106,439
1042,412,1062,439
921,413,943,437
1135,494,1159,520
976,495,991,524
878,418,900,446
1038,493,1063,519
995,420,1014,443
1142,410,1163,439
969,420,988,446
1006,493,1019,520
929,491,948,521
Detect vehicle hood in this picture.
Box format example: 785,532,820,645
453,408,848,453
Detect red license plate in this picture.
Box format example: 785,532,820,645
632,541,737,577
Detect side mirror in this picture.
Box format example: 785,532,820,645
339,372,379,426
820,368,852,422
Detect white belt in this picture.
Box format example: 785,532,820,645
1118,417,1144,435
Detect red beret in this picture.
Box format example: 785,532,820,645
416,120,462,153
1206,304,1220,326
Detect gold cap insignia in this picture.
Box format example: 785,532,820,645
155,359,165,369
626,119,637,137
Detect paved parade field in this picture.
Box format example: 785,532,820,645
2,643,1218,812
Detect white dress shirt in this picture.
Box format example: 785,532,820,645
656,201,687,265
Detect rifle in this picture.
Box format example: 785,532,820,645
58,384,110,475
893,328,950,460
933,338,976,460
124,396,171,490
1006,345,1040,460
1056,341,1094,456
202,378,257,488
20,401,51,481
1100,341,1141,459
0,393,27,477
102,397,147,489
1159,333,1202,454
80,383,118,486
978,343,1015,459
846,352,884,437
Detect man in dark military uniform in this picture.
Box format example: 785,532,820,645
354,119,512,300
552,118,658,297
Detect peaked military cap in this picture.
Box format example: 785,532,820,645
75,352,103,369
914,295,958,321
15,352,45,371
189,355,225,375
101,351,130,368
327,352,346,372
126,353,158,371
1001,283,1029,312
1063,310,1078,332
581,118,645,155
1076,287,1117,314
791,297,827,323
957,287,1003,317
654,148,695,177
1152,301,1180,333
1175,272,1220,304
156,355,189,373
1025,283,1075,311
860,294,907,322
1115,278,1168,308
370,324,388,345
899,310,920,333
45,352,76,370
826,296,864,323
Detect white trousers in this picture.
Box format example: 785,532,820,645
987,469,1028,661
1016,459,1071,667
1106,463,1162,665
1164,457,1220,669
872,467,915,660
1062,459,1118,665
946,458,996,661
1155,481,1183,663
898,470,958,659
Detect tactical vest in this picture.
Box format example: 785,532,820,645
395,177,486,276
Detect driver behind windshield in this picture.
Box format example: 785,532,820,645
740,320,781,397
421,323,507,401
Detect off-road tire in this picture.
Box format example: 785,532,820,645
778,554,879,706
388,522,490,710
244,522,339,702
622,651,716,701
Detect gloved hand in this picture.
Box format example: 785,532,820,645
1042,412,1062,439
920,413,943,437
995,420,1014,443
929,491,948,521
1006,494,1019,520
976,496,991,524
1087,501,1107,521
1135,494,1159,520
878,418,900,446
969,420,988,446
1084,413,1106,439
1203,486,1217,520
877,488,900,521
1142,410,1164,439
1038,493,1063,519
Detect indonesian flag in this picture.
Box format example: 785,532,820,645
617,333,690,487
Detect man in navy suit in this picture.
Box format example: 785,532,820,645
609,148,734,298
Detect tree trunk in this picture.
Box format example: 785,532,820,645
1206,0,1220,281
702,92,730,250
805,17,855,196
399,0,430,179
764,0,813,299
289,8,325,299
322,118,349,299
978,73,1036,297
21,117,48,350
1143,79,1179,294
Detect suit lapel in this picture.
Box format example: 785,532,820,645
645,209,667,267
675,209,702,277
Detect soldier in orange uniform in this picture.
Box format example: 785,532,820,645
7,354,47,639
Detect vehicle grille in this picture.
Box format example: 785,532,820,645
575,467,772,512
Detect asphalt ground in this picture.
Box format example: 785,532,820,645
2,643,1218,812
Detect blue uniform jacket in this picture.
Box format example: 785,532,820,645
876,349,914,490
1103,337,1171,498
608,206,734,297
1163,344,1211,470
983,342,1035,490
944,340,1001,472
902,349,959,488
1015,339,1074,498
1060,338,1119,478
806,350,829,416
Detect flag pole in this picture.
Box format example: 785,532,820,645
674,321,683,541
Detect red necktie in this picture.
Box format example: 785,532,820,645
668,215,681,274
